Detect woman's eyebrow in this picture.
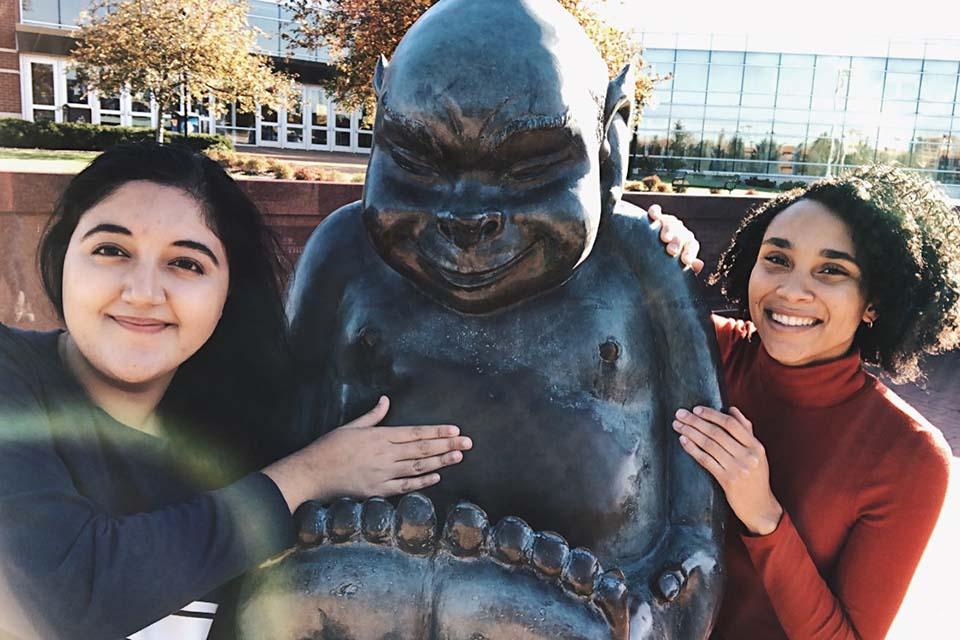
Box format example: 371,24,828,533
821,248,858,264
82,223,131,239
173,240,220,266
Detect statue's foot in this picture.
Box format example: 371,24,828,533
235,494,630,639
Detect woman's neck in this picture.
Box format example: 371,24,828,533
58,333,174,437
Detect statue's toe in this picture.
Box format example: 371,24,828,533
361,496,394,543
328,497,362,542
490,515,534,564
441,500,489,556
396,492,438,554
562,547,600,596
530,531,569,578
293,500,327,546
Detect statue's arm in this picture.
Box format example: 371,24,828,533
285,202,365,444
612,207,726,638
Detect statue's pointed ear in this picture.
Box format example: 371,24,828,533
600,64,636,219
603,63,634,136
373,55,389,98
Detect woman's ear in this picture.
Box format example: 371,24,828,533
863,304,879,324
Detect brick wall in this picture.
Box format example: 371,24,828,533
0,0,21,116
0,171,763,328
0,172,364,328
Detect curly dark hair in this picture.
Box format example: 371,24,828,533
709,165,960,383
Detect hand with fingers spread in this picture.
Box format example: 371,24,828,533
263,396,472,513
646,203,705,274
673,406,783,535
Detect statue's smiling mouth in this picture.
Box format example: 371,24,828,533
418,242,540,290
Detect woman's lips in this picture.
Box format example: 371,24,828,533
110,315,172,333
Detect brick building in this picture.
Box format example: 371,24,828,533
1,0,374,153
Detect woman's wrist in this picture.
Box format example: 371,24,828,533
745,500,784,536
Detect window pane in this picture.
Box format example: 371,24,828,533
777,66,814,95
743,65,777,94
236,110,255,128
21,0,59,24
746,52,779,66
706,92,740,106
781,54,814,68
59,0,86,26
776,94,810,110
849,58,884,101
887,58,922,73
885,73,921,101
99,95,121,111
673,63,708,91
31,63,55,105
711,51,743,65
672,90,706,105
65,70,86,105
812,57,849,97
918,102,954,117
924,60,958,75
742,93,775,107
644,49,676,64
704,106,739,120
671,105,705,122
676,50,709,63
920,73,957,103
336,131,351,146
709,65,743,92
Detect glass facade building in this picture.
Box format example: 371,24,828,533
634,33,960,189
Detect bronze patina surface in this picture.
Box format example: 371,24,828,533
237,1,726,637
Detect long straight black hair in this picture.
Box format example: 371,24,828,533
39,143,295,482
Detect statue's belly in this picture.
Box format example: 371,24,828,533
336,348,667,561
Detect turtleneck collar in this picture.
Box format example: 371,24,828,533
752,339,869,409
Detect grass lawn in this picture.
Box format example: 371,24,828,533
0,147,99,173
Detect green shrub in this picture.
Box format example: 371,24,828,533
777,180,807,191
641,174,662,191
242,156,270,175
0,118,232,152
269,159,295,180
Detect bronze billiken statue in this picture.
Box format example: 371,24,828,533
237,0,725,637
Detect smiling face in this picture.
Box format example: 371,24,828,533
61,181,229,386
361,0,608,314
748,199,877,366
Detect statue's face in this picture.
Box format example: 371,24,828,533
361,2,606,314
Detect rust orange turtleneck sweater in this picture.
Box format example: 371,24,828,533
710,316,951,640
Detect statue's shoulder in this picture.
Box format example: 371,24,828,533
601,201,709,317
605,201,681,271
300,201,366,259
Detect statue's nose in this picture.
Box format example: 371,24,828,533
436,211,504,249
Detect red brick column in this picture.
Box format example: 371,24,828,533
0,0,21,117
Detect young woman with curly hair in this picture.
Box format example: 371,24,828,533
0,143,473,640
661,165,957,639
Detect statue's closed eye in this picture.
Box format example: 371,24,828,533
505,148,575,183
390,144,441,177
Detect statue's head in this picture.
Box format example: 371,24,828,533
362,0,635,313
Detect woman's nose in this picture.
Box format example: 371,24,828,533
775,271,814,301
121,262,166,306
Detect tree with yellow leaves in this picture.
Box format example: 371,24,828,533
286,0,651,123
72,0,298,143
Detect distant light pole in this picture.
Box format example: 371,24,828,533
826,68,850,177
